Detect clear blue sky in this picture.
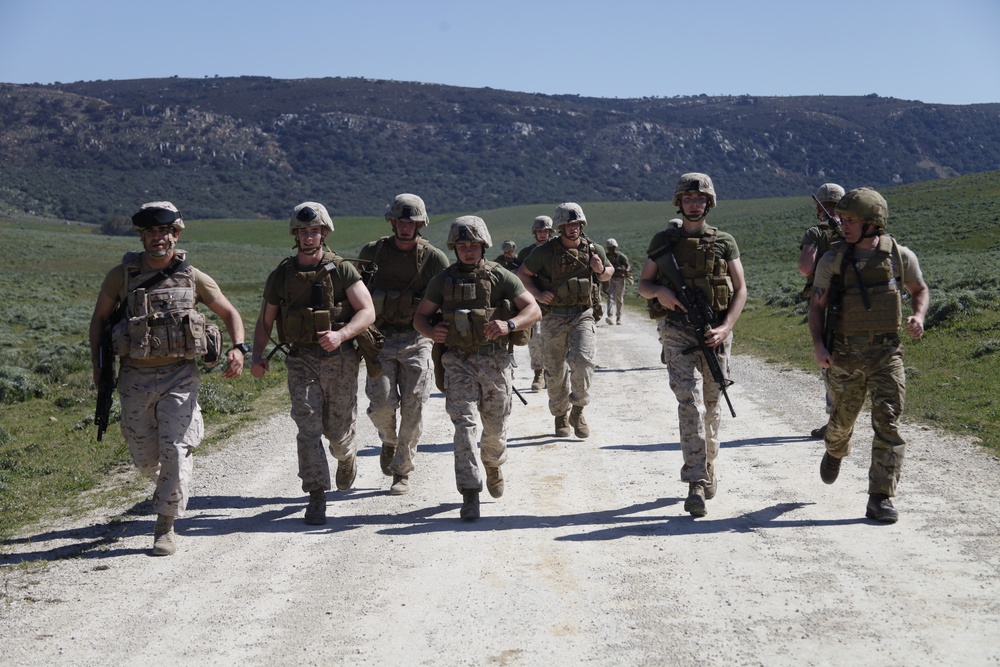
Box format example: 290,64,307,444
2,0,998,105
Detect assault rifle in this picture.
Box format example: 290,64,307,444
95,303,126,441
812,195,841,234
650,243,736,418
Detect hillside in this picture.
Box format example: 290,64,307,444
0,76,998,223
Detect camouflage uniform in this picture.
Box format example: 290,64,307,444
358,234,449,476
814,238,924,498
99,256,224,517
604,247,630,324
521,236,610,419
645,223,740,485
517,243,545,375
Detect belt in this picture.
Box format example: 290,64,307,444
455,343,504,357
378,324,414,335
291,344,352,357
838,333,899,346
548,305,588,315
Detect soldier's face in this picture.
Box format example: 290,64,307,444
454,241,484,264
681,193,708,217
534,229,551,243
295,226,326,254
840,214,866,243
392,219,420,242
560,222,582,241
141,225,179,258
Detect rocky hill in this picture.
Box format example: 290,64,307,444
1,76,998,223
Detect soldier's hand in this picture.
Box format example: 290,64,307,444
590,255,605,274
906,316,925,339
813,345,833,369
656,287,685,313
250,358,269,379
222,349,244,379
537,291,555,305
431,322,450,344
317,329,345,352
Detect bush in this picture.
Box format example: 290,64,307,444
0,366,46,404
973,339,1000,359
100,215,133,236
197,382,253,415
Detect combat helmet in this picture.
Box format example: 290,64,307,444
606,238,618,248
531,215,554,232
836,187,888,232
815,183,845,206
385,193,429,225
673,173,717,209
132,201,185,232
502,240,516,252
554,202,587,228
447,215,493,250
290,202,334,235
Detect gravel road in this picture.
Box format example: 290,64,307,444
2,312,998,666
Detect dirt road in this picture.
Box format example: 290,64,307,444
2,313,998,666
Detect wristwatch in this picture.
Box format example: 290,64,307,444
506,321,516,332
229,343,250,356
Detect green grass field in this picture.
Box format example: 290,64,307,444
1,172,998,539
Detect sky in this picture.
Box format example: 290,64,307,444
1,0,999,105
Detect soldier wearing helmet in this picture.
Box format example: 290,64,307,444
251,202,376,526
638,173,747,517
89,201,247,555
518,203,614,439
808,187,928,523
602,238,631,326
517,215,556,391
495,239,520,272
798,183,847,440
415,216,540,520
357,193,449,496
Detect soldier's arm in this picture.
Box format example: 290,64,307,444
798,244,819,276
205,295,246,379
250,301,279,378
89,293,117,386
808,287,832,368
516,264,553,305
637,258,683,312
904,279,929,339
414,297,448,343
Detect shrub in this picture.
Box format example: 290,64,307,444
0,366,46,404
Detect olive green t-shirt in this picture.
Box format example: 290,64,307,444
521,238,611,282
423,261,527,306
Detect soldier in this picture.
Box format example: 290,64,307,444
799,183,846,439
495,240,520,271
638,173,747,518
518,203,613,439
89,201,247,555
414,216,540,520
358,194,450,495
517,215,554,391
808,187,928,523
250,202,375,526
603,238,631,325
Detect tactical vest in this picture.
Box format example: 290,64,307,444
536,238,594,309
607,250,628,274
276,251,355,347
367,236,431,327
657,227,734,317
111,250,211,361
440,261,526,351
832,236,902,338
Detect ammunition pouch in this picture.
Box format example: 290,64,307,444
354,324,385,378
371,289,418,326
112,310,214,362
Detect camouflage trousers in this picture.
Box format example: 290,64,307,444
542,310,597,416
442,348,512,492
658,319,732,484
118,360,203,517
605,276,626,321
365,329,434,476
527,321,544,371
825,339,906,496
286,346,361,492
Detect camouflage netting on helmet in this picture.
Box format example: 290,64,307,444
385,193,429,224
532,215,554,231
815,183,846,205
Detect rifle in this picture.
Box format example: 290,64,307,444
95,303,126,441
650,243,736,418
812,195,842,235
506,344,528,406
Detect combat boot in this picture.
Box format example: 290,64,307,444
460,490,480,520
616,318,621,325
531,370,544,392
684,483,707,518
810,424,828,439
485,466,504,498
705,465,718,500
390,473,410,495
569,405,590,438
555,413,571,438
820,452,841,485
606,316,613,325
304,489,327,525
152,514,177,556
380,443,395,477
866,493,899,523
335,454,357,491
